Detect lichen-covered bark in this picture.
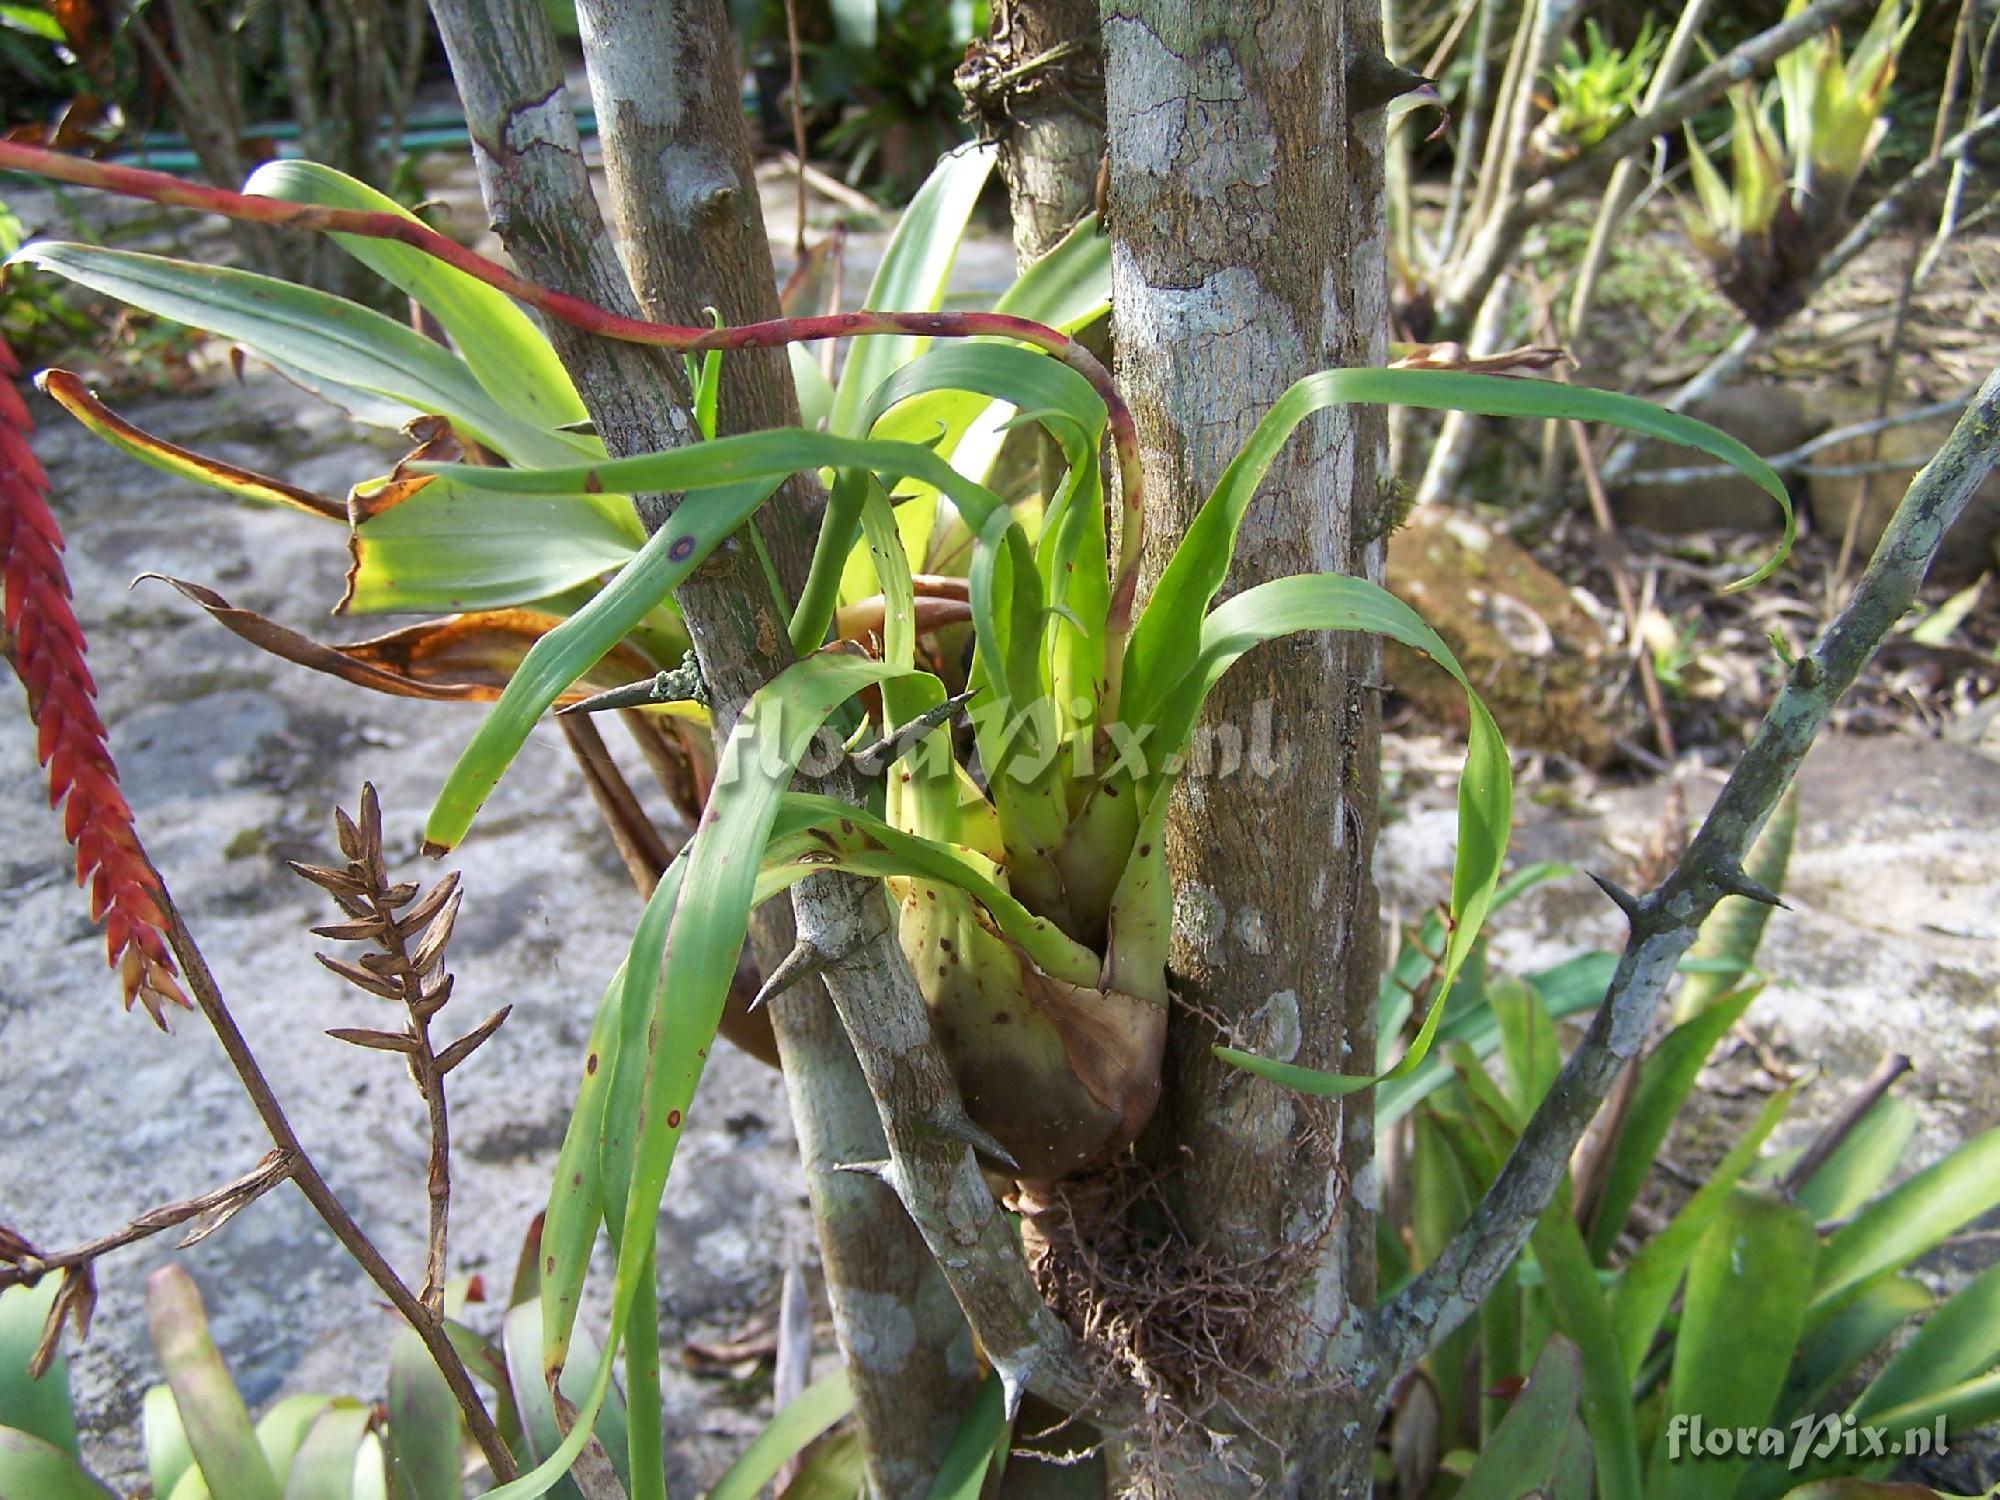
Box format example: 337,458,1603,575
1102,3,1391,1491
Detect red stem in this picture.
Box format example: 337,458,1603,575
0,142,1146,622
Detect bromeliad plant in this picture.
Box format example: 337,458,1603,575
0,136,1799,1496
1377,804,2000,1500
1681,0,1914,326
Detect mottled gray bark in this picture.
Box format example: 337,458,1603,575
969,0,1108,266
1100,3,1391,1492
428,2,980,1490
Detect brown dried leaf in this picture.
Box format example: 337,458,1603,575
310,916,389,943
30,1265,95,1379
408,887,462,975
434,1005,511,1075
287,859,370,899
326,1026,419,1054
395,872,461,940
315,953,407,1001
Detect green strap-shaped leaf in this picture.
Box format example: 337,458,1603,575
0,1282,78,1458
1651,1189,1819,1500
1811,1127,2000,1323
481,654,902,1500
924,1375,1008,1500
242,160,590,435
1609,1081,1797,1378
760,794,1101,987
7,243,595,471
1855,1258,2000,1423
345,476,642,616
1793,1094,1917,1223
703,1370,854,1500
1122,367,1794,731
1456,1338,1587,1500
424,476,782,849
385,1326,461,1500
827,144,997,438
538,965,627,1380
145,1267,280,1500
278,1402,374,1500
1150,575,1508,1093
143,1385,194,1500
253,1395,337,1482
0,1428,115,1500
1587,986,1761,1265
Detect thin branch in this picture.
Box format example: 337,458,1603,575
0,1151,296,1291
148,872,518,1479
1781,1052,1912,1194
1377,364,2000,1374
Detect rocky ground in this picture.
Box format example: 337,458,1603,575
3,167,1998,1492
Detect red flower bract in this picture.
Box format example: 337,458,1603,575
0,343,186,1026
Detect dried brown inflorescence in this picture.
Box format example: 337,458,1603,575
0,339,186,1025
292,785,507,1312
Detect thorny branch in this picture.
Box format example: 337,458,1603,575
1375,364,2000,1376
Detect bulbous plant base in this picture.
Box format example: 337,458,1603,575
898,885,1166,1182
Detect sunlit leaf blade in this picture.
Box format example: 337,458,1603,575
1651,1190,1818,1500
280,1403,373,1500
481,654,901,1500
704,1370,854,1500
539,967,624,1382
344,473,641,615
36,370,344,519
5,242,595,470
145,1267,279,1500
1180,576,1508,1092
244,160,591,435
760,795,1101,987
1793,1095,1918,1223
0,1282,77,1457
775,1430,864,1500
1124,368,1794,732
253,1395,337,1481
144,1385,194,1500
1588,987,1760,1264
423,476,783,850
1811,1128,2000,1322
0,1428,115,1500
827,144,997,439
991,214,1111,334
1774,1275,1931,1428
500,1301,630,1500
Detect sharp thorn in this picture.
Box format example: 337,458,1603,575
750,939,829,1011
1716,865,1787,909
829,1158,896,1183
1587,871,1644,923
850,688,979,776
943,1108,1020,1173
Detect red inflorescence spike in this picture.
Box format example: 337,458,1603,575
0,343,188,1027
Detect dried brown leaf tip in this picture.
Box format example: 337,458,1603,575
1,346,186,1026
292,784,505,1076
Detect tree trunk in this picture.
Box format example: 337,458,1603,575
429,2,979,1489
968,0,1107,267
1101,3,1392,1492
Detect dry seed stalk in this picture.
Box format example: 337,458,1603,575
291,784,508,1316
